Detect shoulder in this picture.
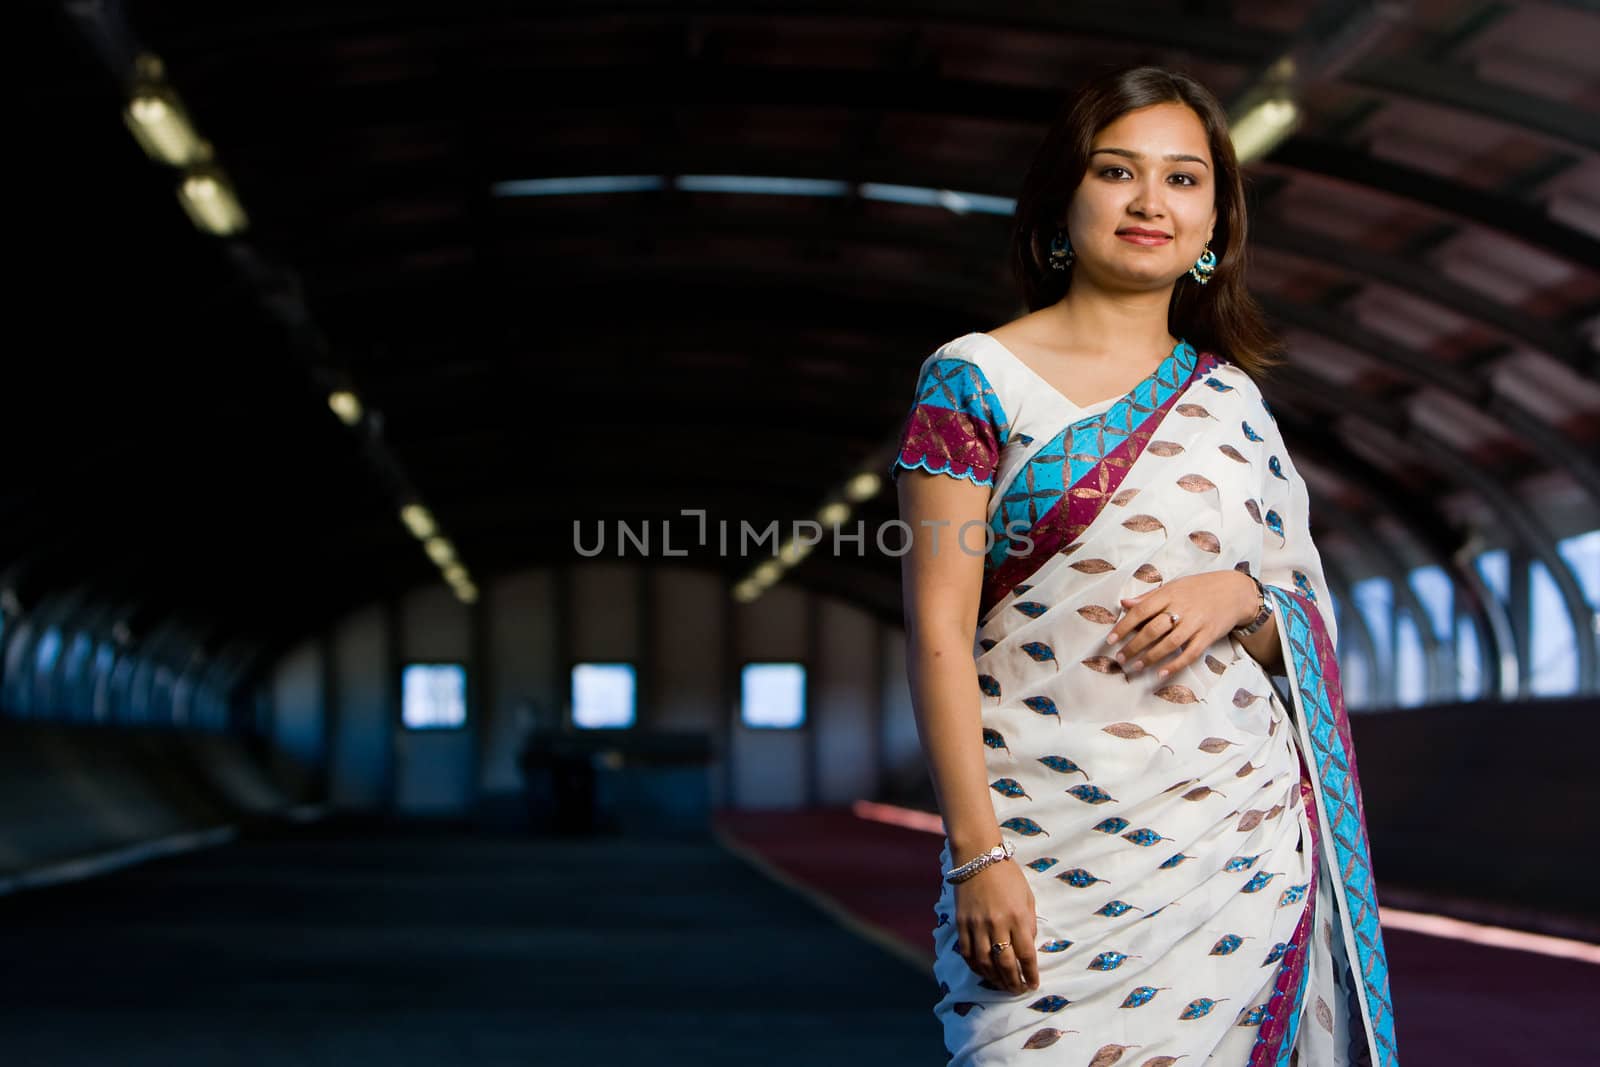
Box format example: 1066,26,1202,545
898,334,1013,442
910,332,1000,380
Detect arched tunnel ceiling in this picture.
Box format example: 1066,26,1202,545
14,0,1600,659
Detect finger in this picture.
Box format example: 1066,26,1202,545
1016,938,1040,991
1132,620,1196,671
1106,595,1155,647
1154,627,1205,676
1129,627,1187,672
995,945,1022,993
1117,610,1176,665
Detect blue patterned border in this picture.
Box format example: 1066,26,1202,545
1266,586,1399,1067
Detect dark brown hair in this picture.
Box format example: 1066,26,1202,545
1008,63,1285,379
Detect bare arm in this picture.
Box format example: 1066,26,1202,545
896,468,1003,863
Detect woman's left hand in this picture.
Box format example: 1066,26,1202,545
1105,571,1256,680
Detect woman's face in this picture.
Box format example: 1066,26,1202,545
1064,101,1218,290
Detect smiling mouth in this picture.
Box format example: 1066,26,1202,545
1116,231,1171,244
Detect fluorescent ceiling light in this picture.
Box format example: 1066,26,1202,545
490,173,1015,216
844,471,881,503
400,504,436,540
675,175,849,197
1230,97,1299,163
424,536,456,566
327,390,362,426
491,175,664,197
178,171,247,235
859,183,1014,216
124,91,203,166
817,501,850,527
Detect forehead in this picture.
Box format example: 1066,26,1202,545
1092,102,1210,153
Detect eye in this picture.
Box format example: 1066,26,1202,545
1170,173,1199,186
1099,166,1131,179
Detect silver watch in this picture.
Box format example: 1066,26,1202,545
1234,573,1274,636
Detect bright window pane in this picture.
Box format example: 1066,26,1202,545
1558,529,1600,609
1351,577,1393,675
1407,564,1453,640
572,663,635,729
1395,613,1426,707
402,663,467,729
741,662,806,729
1341,640,1371,711
1476,548,1509,603
1455,613,1484,700
1529,560,1578,696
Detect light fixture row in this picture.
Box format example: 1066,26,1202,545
732,469,884,604
122,54,248,236
119,51,475,606
401,503,479,605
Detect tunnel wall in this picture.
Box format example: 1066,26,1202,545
262,562,915,817
0,720,303,893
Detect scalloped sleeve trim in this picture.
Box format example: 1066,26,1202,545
887,356,1008,488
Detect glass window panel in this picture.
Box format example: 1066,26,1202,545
1455,613,1484,701
740,662,807,729
1351,577,1393,673
1529,560,1578,696
1407,564,1453,640
401,662,468,730
1395,612,1427,707
1475,548,1510,603
571,663,635,729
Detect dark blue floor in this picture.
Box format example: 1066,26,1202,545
0,818,946,1065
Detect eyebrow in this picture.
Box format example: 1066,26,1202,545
1091,147,1210,169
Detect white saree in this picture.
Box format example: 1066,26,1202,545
890,332,1398,1067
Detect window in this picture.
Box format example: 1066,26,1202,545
571,662,635,729
1407,565,1453,640
1395,612,1427,707
1528,560,1578,696
402,663,468,729
1455,613,1485,701
1475,548,1509,603
740,662,806,729
1350,576,1393,675
1558,529,1600,615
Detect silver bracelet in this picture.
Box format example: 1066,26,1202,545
944,839,1016,884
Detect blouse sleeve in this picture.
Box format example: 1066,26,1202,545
887,354,1010,488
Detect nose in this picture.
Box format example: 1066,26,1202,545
1128,177,1167,219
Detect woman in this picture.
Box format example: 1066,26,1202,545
891,65,1398,1066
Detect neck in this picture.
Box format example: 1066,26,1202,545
1044,276,1178,361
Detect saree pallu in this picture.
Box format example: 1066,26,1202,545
890,332,1398,1066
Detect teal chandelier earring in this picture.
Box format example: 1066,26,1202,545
1189,240,1218,285
1048,228,1073,271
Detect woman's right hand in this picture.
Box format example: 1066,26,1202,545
953,857,1041,995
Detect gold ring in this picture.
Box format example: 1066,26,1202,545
990,940,1010,955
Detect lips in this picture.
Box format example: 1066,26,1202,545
1116,230,1171,246
1117,229,1169,237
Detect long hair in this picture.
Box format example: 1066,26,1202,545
1008,63,1285,379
